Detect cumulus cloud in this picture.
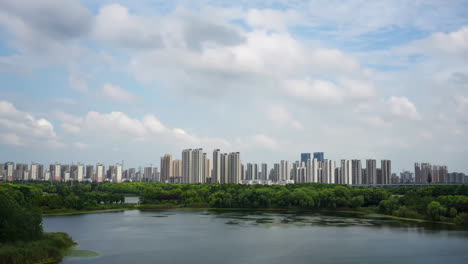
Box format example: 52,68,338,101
388,96,421,120
0,101,60,147
100,83,138,103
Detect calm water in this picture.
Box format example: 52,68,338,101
43,210,468,264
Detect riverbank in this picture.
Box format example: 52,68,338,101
43,204,137,216
0,232,75,264
47,203,456,226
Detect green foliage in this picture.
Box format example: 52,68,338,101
427,201,446,221
0,184,43,243
0,232,75,264
448,207,458,218
378,196,400,215
7,182,468,225
350,196,365,208
454,213,468,226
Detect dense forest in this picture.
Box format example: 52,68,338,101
0,184,75,264
5,181,468,226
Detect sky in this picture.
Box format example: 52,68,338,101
0,0,467,173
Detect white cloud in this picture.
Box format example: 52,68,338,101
100,83,138,103
0,100,60,147
284,78,343,103
265,105,303,130
388,96,421,120
340,79,376,99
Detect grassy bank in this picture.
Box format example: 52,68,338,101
43,204,137,216
0,232,75,264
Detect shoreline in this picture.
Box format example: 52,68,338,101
42,206,454,225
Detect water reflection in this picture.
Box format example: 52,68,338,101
207,210,468,238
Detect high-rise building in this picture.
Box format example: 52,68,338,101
246,163,259,180
228,152,241,183
95,164,104,182
305,158,319,183
50,163,61,182
272,163,280,182
365,159,377,184
220,153,228,184
15,163,28,180
313,152,324,162
191,148,204,183
301,153,311,164
352,160,362,184
381,160,391,184
30,163,40,180
144,167,153,182
86,165,94,180
6,162,14,181
400,171,413,183
77,163,84,182
340,160,352,185
261,163,268,181
172,160,182,183
203,153,211,180
182,149,193,184
212,149,221,184
324,160,335,184
160,154,173,183
280,160,290,181
115,163,123,183
0,163,4,179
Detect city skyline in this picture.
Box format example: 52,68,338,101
0,0,467,173
1,148,466,184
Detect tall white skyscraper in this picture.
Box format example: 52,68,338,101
182,149,193,184
280,160,290,181
341,160,352,185
212,149,221,184
324,160,335,184
115,163,123,183
6,162,14,181
30,163,39,180
96,163,104,183
77,163,84,182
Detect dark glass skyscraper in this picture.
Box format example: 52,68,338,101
300,153,311,164
313,152,324,162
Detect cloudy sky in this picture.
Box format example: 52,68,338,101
0,0,467,173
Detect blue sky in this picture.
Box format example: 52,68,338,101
0,0,467,173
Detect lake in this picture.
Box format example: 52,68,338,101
43,210,468,264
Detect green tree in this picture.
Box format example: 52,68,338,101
427,201,446,221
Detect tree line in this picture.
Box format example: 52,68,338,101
4,181,468,226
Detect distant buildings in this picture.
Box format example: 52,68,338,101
313,152,324,162
2,149,466,185
301,153,311,164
